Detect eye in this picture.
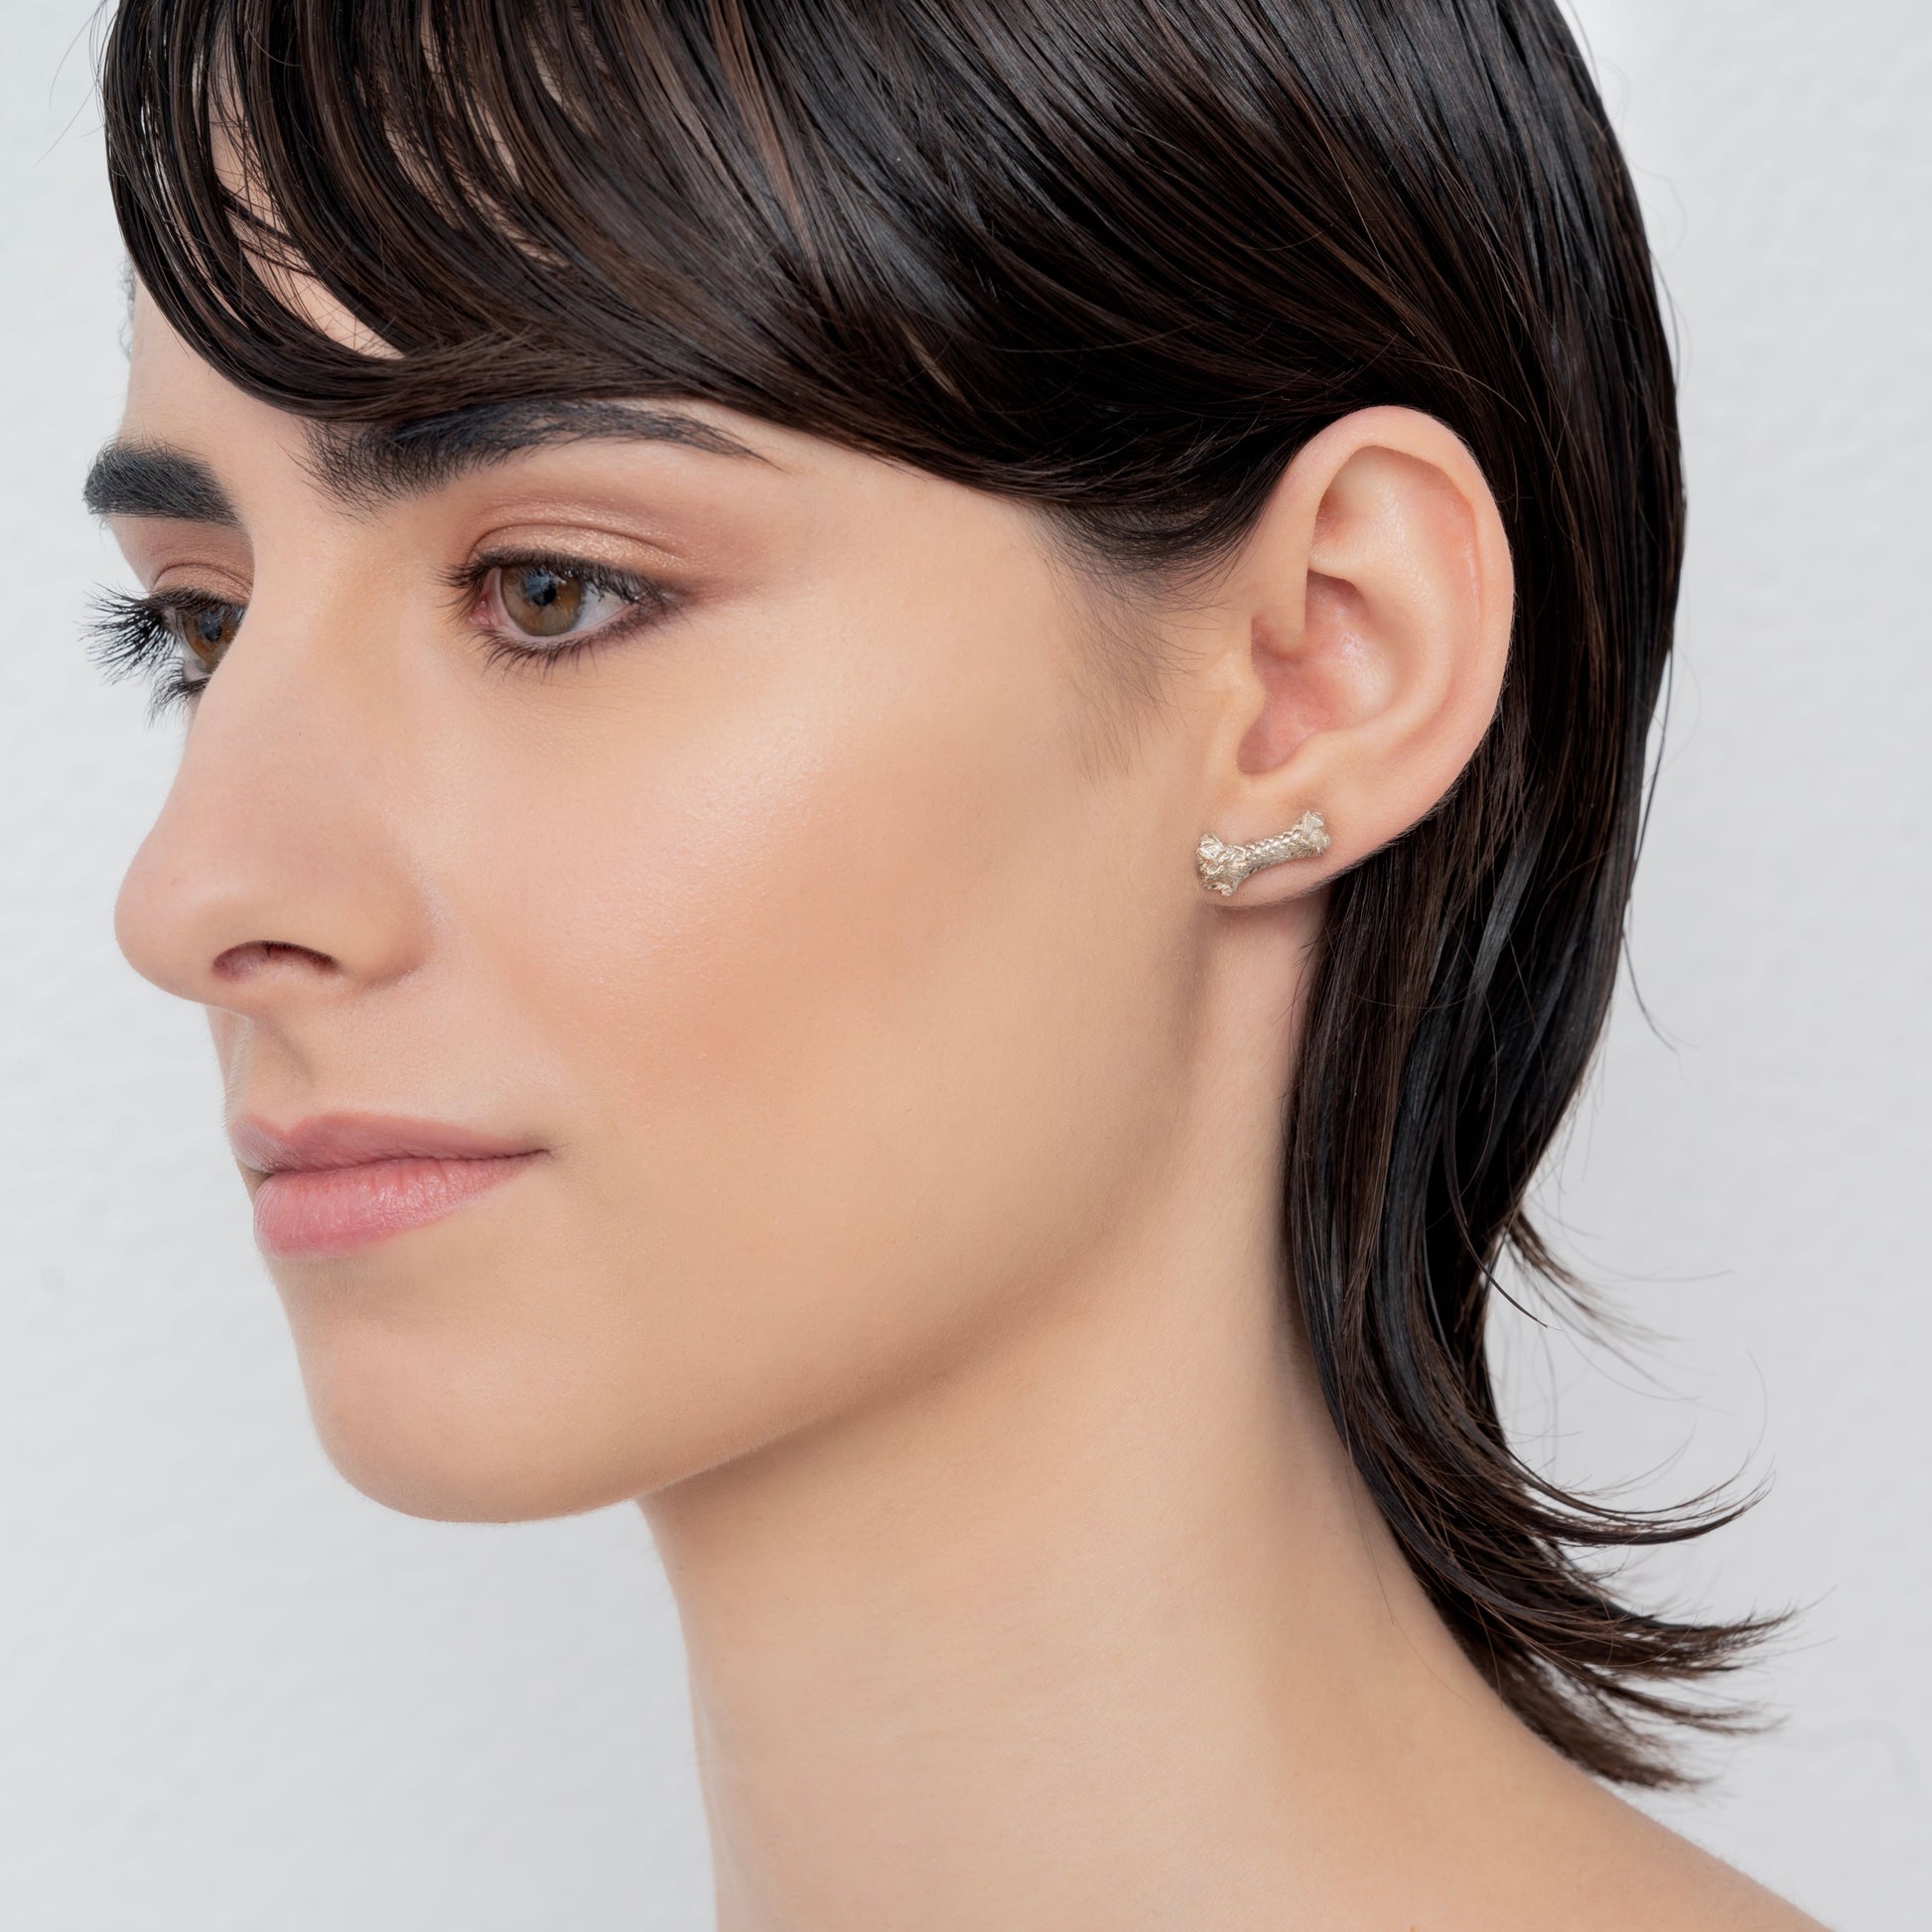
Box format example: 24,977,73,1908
485,562,641,643
83,586,246,720
454,549,674,671
175,597,245,671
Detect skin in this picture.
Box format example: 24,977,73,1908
104,288,1824,1932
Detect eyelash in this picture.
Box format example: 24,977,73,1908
83,550,674,720
445,548,674,680
85,588,232,722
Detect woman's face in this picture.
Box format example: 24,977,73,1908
105,294,1216,1519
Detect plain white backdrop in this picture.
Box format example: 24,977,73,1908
1,2,1925,1926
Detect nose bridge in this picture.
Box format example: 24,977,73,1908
114,581,434,1012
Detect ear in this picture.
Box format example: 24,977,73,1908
1192,406,1512,903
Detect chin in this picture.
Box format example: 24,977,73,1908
277,1293,687,1525
308,1382,651,1524
314,1421,624,1526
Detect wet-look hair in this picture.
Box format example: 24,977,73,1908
101,0,1774,1784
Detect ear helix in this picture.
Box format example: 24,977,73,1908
1194,811,1330,898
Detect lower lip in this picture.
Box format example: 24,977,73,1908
252,1153,541,1259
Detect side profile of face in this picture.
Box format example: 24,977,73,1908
104,261,1509,1526
105,292,1236,1519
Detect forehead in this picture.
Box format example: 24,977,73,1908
123,286,305,451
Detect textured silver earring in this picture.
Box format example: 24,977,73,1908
1195,811,1330,897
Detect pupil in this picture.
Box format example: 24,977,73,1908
186,603,238,668
505,567,585,637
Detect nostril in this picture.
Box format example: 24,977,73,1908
211,939,341,982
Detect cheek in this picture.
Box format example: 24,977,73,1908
432,560,1192,1492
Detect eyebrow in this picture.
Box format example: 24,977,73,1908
82,441,240,525
82,399,759,526
306,399,761,510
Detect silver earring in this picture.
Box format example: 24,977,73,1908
1195,811,1330,897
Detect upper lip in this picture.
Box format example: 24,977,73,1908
229,1112,544,1175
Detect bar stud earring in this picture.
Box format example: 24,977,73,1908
1195,811,1330,897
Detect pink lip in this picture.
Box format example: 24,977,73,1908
232,1113,545,1259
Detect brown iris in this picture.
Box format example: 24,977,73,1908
499,565,587,638
182,601,243,671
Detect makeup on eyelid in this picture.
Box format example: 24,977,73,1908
83,544,676,715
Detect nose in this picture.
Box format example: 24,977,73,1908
114,589,433,1019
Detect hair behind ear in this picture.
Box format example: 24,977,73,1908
1287,786,1774,1784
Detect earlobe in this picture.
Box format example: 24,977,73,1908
1196,407,1513,903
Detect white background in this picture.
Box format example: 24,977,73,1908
1,2,1925,1925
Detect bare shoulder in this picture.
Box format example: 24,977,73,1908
1420,1720,1832,1931
1571,1785,1833,1932
1644,1845,1834,1932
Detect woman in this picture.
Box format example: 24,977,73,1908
87,1,1820,1924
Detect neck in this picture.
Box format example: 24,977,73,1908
640,920,1570,1930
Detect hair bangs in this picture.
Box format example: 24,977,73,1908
108,0,862,427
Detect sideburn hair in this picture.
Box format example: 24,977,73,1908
101,0,1777,1785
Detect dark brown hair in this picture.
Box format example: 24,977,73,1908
100,0,1773,1783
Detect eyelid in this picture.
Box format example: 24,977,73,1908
448,544,656,598
142,560,252,602
147,581,247,611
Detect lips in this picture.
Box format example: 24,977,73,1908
232,1113,544,1259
